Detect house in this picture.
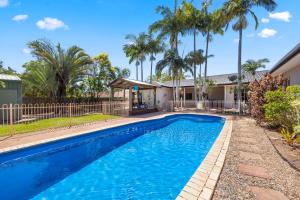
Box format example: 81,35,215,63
109,71,267,115
153,70,267,109
270,43,300,85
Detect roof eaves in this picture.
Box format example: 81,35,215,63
270,43,300,74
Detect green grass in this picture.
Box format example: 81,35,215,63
0,114,119,137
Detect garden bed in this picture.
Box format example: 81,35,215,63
265,129,300,171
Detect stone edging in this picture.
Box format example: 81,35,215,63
177,119,233,200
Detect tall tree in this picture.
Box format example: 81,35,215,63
202,5,225,99
150,1,185,105
123,33,147,81
28,39,92,99
223,0,276,113
181,0,205,103
146,33,165,83
22,60,58,98
149,4,185,52
242,58,269,77
156,49,192,104
185,49,213,100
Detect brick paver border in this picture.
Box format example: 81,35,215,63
177,118,233,200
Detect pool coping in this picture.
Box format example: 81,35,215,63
176,117,232,200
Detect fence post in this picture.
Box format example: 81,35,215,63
69,103,72,118
9,103,13,126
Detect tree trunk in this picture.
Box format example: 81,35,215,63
172,77,175,106
204,30,210,100
150,54,153,83
237,28,243,115
199,64,202,100
176,76,179,108
141,60,144,82
136,64,139,81
193,28,197,104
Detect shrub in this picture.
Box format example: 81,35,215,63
264,85,300,130
286,85,300,100
248,73,283,124
264,90,294,129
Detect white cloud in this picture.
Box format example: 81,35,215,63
233,38,239,43
36,17,68,30
22,48,30,54
12,14,28,22
258,28,277,38
0,0,9,7
269,11,292,22
261,18,269,24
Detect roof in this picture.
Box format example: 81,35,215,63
0,74,21,81
270,43,300,74
156,70,268,87
109,78,157,89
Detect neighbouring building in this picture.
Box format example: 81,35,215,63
270,43,300,85
0,74,22,105
0,74,22,122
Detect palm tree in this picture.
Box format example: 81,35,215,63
28,39,92,99
156,49,192,105
123,33,147,81
185,49,213,100
146,33,165,83
22,60,58,98
242,58,269,77
223,0,276,113
149,4,185,52
181,1,205,103
202,5,226,98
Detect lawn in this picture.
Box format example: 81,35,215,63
0,114,119,137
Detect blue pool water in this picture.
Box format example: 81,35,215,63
0,114,224,200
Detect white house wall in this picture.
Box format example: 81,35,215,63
283,64,300,85
156,87,173,110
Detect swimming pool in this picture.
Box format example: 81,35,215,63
0,114,224,200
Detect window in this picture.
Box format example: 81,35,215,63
186,93,192,100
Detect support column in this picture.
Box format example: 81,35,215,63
123,89,126,101
110,87,114,114
183,87,186,106
129,86,133,115
153,88,156,109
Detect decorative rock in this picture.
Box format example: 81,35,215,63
250,186,289,200
238,164,271,179
239,151,263,161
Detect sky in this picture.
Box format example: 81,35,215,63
0,0,299,80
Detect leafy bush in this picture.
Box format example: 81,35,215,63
286,85,300,100
264,90,294,129
248,73,283,124
264,85,300,130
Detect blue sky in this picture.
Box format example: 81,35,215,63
0,0,299,79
